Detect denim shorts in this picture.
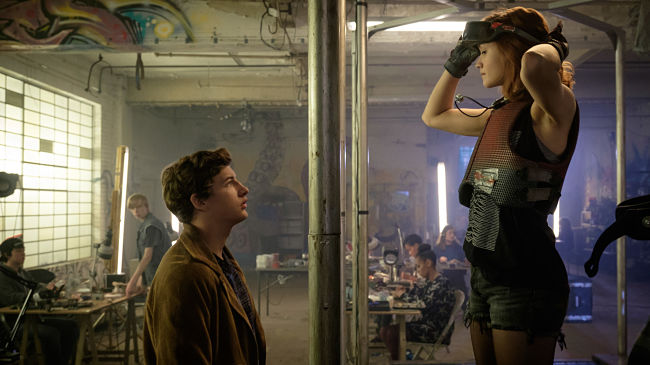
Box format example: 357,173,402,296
464,266,569,342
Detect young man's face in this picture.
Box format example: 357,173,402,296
129,203,149,221
6,247,25,268
202,165,249,226
405,242,420,258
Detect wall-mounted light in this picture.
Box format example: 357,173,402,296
348,21,466,32
437,162,447,233
117,147,129,274
553,202,560,237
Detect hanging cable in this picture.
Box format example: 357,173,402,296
454,94,509,117
135,53,145,90
85,54,112,95
260,0,292,50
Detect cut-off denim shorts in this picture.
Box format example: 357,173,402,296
464,266,569,346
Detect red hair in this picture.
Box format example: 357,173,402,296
483,7,575,100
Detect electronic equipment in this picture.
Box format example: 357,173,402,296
585,194,650,277
461,21,544,46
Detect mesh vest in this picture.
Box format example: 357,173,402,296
459,100,579,257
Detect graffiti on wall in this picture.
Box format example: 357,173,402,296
0,0,194,49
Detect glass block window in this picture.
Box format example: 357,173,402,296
0,72,95,268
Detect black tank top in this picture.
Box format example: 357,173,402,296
481,103,579,289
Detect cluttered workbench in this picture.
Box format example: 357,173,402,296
0,294,138,365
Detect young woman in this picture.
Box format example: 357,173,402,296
379,245,456,360
421,7,578,365
434,225,465,265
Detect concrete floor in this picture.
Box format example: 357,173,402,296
252,262,650,365
79,259,649,364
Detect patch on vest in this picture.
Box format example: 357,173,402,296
466,190,499,252
473,168,498,194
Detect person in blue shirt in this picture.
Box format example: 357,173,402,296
434,225,466,265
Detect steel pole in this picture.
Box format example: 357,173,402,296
308,0,341,363
351,1,369,364
338,0,347,362
614,30,627,362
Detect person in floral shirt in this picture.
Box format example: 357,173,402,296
379,244,456,360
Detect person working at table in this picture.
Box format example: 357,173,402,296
400,233,423,281
125,193,172,297
0,235,79,365
379,244,456,360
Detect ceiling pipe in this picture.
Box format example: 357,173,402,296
154,52,293,60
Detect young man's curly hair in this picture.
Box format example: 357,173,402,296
161,148,232,223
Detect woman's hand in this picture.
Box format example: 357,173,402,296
444,39,480,78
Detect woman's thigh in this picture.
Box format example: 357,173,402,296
492,329,557,365
466,267,568,364
469,322,496,365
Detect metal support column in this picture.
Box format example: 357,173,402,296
338,0,347,362
308,0,341,363
614,30,627,362
351,1,368,364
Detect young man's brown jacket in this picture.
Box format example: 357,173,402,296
143,224,266,364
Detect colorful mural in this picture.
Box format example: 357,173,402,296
0,0,194,50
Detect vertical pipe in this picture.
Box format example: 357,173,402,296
614,30,627,360
349,29,358,365
351,2,369,364
308,0,341,363
338,0,347,362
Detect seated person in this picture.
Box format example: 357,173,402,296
379,245,456,360
372,234,423,340
0,235,79,365
433,225,466,266
400,234,422,281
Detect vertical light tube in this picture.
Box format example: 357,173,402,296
171,213,180,245
117,147,129,274
553,203,560,237
437,162,447,232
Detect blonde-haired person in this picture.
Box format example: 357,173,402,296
125,193,172,297
422,7,578,365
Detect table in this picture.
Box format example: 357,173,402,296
0,295,138,365
255,266,308,317
371,309,421,362
346,307,421,362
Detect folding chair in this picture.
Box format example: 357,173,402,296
408,289,465,361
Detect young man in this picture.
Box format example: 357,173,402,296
125,194,172,297
0,235,79,365
143,148,265,365
400,234,422,281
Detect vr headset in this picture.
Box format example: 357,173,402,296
461,21,545,45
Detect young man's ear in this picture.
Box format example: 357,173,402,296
190,193,205,211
